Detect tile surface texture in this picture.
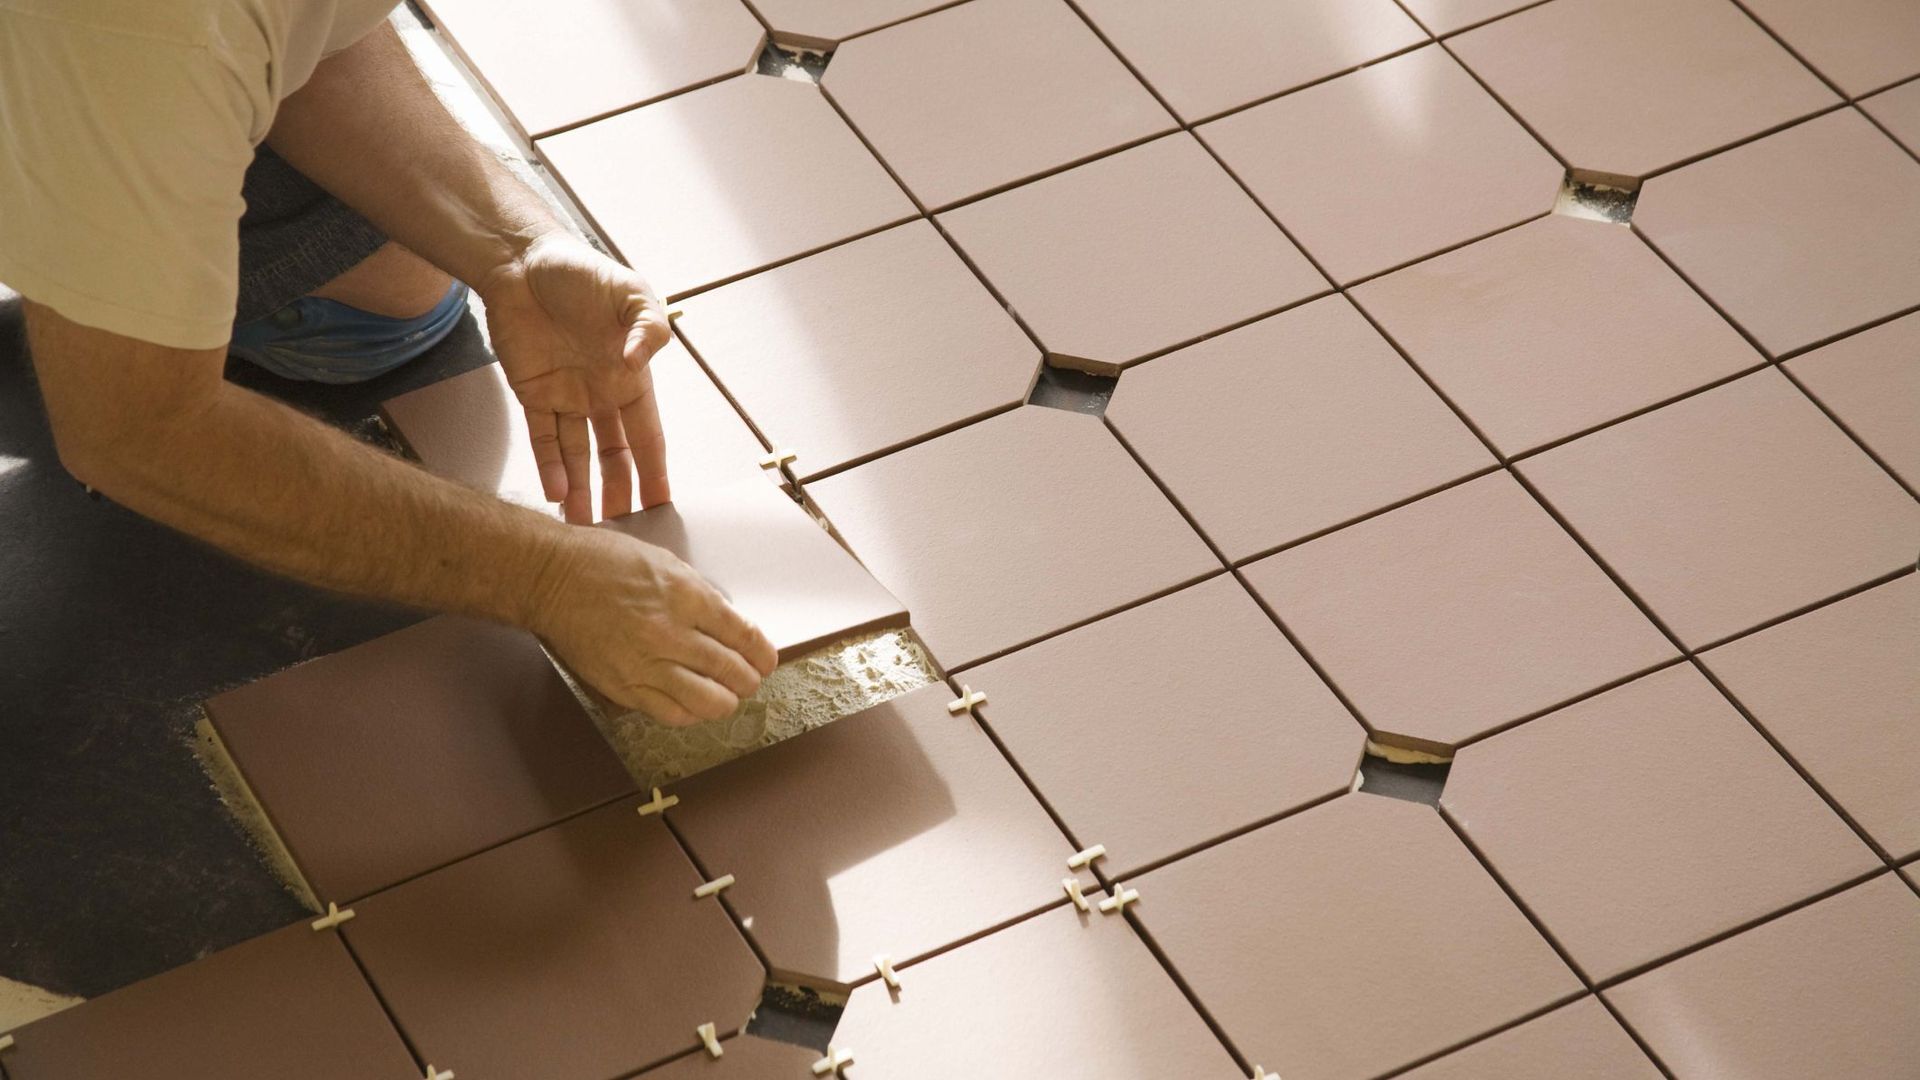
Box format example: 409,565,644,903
746,0,949,48
1201,45,1563,284
1443,665,1877,981
1353,214,1762,454
602,476,908,662
1606,875,1920,1079
1395,0,1541,35
417,0,764,137
1862,78,1920,154
1107,296,1493,559
672,221,1038,479
964,575,1365,877
1518,370,1920,648
1737,0,1920,96
1074,0,1427,121
664,683,1081,989
636,1035,819,1078
1396,998,1661,1080
1784,311,1920,489
831,905,1242,1079
823,0,1174,208
1704,575,1920,860
1632,109,1920,357
807,405,1218,669
1241,472,1674,751
537,75,916,300
202,615,635,903
1449,0,1836,179
1135,794,1579,1080
0,923,416,1080
937,133,1325,373
345,802,764,1080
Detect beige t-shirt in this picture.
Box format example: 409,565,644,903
0,0,397,349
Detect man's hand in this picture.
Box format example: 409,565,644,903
530,527,780,725
476,233,673,524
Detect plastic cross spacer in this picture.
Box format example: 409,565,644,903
694,874,736,899
946,686,987,716
1063,878,1091,912
1067,844,1106,871
310,902,356,932
1099,884,1140,915
811,1046,855,1076
697,1022,723,1058
637,787,680,817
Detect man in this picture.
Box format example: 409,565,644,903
0,0,778,724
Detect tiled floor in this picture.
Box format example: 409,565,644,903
9,1,1917,1077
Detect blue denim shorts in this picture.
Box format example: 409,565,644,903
228,281,469,384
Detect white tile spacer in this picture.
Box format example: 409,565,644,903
946,685,987,716
1067,843,1107,871
637,787,680,817
310,902,356,931
1063,877,1091,912
874,954,901,991
696,1021,723,1058
0,1033,13,1052
1098,884,1140,915
424,1066,454,1080
1251,1067,1280,1080
811,1045,854,1076
694,874,736,899
759,448,799,471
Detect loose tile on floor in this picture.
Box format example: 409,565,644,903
1606,875,1920,1079
1784,311,1920,490
671,221,1038,480
937,134,1325,374
1241,472,1674,752
1861,79,1920,154
747,0,950,49
536,75,917,300
1107,295,1493,560
1351,213,1763,455
1442,665,1877,982
1396,998,1660,1080
1632,109,1920,357
1449,0,1836,180
1737,0,1920,97
1200,45,1563,284
344,802,764,1080
1518,369,1920,649
806,405,1219,670
963,575,1365,878
823,0,1174,209
1134,794,1580,1080
636,1034,818,1077
1703,575,1920,861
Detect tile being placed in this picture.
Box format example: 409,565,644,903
1607,875,1920,1079
1862,79,1920,154
672,221,1038,479
748,0,949,49
937,133,1325,374
664,683,1081,990
1074,0,1426,122
416,0,763,138
1633,109,1920,357
1704,575,1920,860
1784,312,1920,489
1443,665,1877,982
1397,998,1660,1080
1241,472,1674,752
602,476,908,662
1396,0,1542,35
823,0,1173,209
1107,296,1493,560
832,904,1243,1079
1353,214,1763,454
537,76,916,300
637,1035,817,1078
0,923,416,1080
1135,794,1580,1080
1738,0,1920,97
345,800,764,1080
201,615,635,904
963,575,1365,878
1450,0,1836,181
1518,370,1920,648
1201,45,1563,284
807,406,1218,670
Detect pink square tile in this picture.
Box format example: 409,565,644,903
1397,999,1661,1080
636,1035,817,1078
1075,0,1427,121
823,0,1173,208
1633,109,1920,357
963,575,1365,878
1862,79,1920,154
1201,45,1563,284
938,134,1324,373
1606,875,1920,1080
1352,214,1763,454
1704,576,1920,860
1785,312,1920,490
1450,0,1836,181
1240,473,1675,752
1134,795,1580,1080
417,0,764,137
748,0,950,49
1398,0,1545,35
1739,0,1920,96
1443,665,1877,981
537,76,916,300
1517,370,1920,648
1107,296,1493,560
673,222,1038,479
806,406,1219,669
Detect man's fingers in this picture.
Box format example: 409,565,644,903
621,367,671,510
630,685,700,728
525,408,568,504
667,630,764,700
654,664,741,724
590,409,635,520
697,593,778,677
555,412,593,524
